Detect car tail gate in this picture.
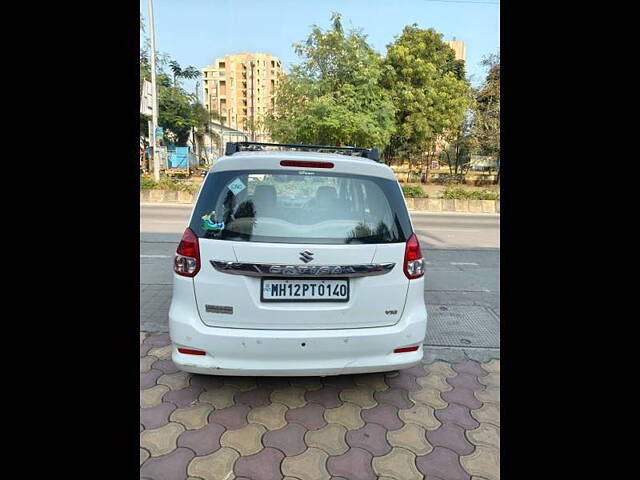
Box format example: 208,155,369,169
186,165,416,330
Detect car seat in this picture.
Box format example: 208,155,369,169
253,184,277,217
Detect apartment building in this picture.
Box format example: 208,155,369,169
444,40,466,62
201,53,284,141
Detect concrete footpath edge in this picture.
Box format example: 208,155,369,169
140,190,500,213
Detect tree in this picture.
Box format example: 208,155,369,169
264,13,395,151
472,53,500,182
168,61,201,87
382,25,472,179
140,29,207,149
157,87,203,145
440,112,474,176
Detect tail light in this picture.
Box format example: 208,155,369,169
174,228,200,277
403,233,425,279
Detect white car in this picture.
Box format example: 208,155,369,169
169,142,427,376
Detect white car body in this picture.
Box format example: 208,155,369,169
169,148,427,376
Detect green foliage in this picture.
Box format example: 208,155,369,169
140,34,205,146
158,88,208,144
442,187,499,200
248,175,337,199
140,177,157,189
440,112,474,175
472,54,500,163
168,61,201,87
402,184,427,198
264,13,396,151
158,177,200,192
432,174,465,185
382,25,472,160
140,176,200,193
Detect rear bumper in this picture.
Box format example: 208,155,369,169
169,275,427,376
170,330,424,377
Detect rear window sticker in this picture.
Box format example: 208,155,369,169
227,178,247,195
201,211,225,231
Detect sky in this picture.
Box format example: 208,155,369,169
140,0,499,93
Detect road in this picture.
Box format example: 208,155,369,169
140,204,499,355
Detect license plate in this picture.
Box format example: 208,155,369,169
261,278,349,302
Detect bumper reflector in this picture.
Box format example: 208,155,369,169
394,345,420,353
178,348,206,356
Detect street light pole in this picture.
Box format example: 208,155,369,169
148,0,160,182
250,60,255,142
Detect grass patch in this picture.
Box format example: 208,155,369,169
140,176,200,193
442,187,499,200
402,184,428,198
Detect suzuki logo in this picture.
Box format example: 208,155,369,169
299,250,314,263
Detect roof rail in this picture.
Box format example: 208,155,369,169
224,141,380,162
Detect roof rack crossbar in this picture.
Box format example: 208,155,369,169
225,141,379,161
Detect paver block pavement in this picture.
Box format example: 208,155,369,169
234,447,285,480
426,421,475,456
148,344,172,360
372,447,422,480
478,372,500,388
398,403,441,431
417,372,453,392
140,385,170,409
340,386,377,409
475,386,500,405
140,422,185,457
271,386,308,408
361,403,403,430
461,444,500,480
220,423,266,456
140,447,195,480
416,446,471,480
139,332,500,480
248,402,289,430
345,423,391,456
187,447,238,480
353,372,390,391
177,422,225,456
281,447,330,480
409,385,449,409
324,402,364,430
387,423,433,455
140,448,149,465
466,422,500,450
263,422,307,456
326,447,375,480
198,385,238,409
170,403,214,430
305,423,348,455
286,402,327,430
470,403,500,427
140,355,157,373
158,371,192,391
140,402,177,430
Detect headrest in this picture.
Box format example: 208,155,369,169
253,184,276,206
316,186,337,204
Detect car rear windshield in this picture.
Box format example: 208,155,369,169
190,169,412,244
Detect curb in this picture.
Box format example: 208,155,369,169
406,197,499,213
140,190,501,214
140,189,196,204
